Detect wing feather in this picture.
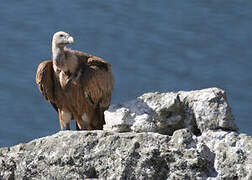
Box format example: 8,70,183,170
80,56,114,109
36,60,56,105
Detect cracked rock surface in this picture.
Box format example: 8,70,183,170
0,88,251,179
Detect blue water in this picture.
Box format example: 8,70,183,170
0,1,251,147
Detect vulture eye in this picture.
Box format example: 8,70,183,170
60,34,64,37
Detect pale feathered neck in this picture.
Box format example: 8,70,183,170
52,44,67,68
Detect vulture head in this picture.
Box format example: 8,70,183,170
52,31,74,49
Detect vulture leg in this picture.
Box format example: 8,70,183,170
76,122,80,130
58,110,64,131
76,117,87,130
58,109,72,130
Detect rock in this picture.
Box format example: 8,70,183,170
1,130,251,179
198,130,252,180
0,88,250,179
0,131,208,179
105,87,238,135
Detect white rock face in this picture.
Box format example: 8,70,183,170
104,87,237,134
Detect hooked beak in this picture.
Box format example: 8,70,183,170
67,36,74,44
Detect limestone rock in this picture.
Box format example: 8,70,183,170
0,88,249,179
1,129,251,179
105,87,238,135
181,88,237,132
0,130,209,179
198,130,252,180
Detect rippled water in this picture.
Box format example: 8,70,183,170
0,0,251,147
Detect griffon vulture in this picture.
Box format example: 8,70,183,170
36,31,114,130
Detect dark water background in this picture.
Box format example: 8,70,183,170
0,1,251,147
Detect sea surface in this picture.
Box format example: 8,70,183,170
0,1,251,147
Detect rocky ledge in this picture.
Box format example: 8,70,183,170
0,88,251,179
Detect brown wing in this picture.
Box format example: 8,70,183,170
36,60,57,111
80,55,114,110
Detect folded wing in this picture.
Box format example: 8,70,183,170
80,55,114,110
36,60,57,111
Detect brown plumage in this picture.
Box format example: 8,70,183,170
36,31,114,130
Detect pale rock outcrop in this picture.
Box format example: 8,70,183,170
0,88,250,180
104,87,237,134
